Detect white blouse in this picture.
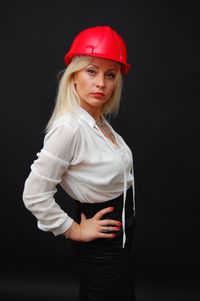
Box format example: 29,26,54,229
23,106,135,248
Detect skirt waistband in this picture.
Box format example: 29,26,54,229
73,187,134,245
80,186,133,219
70,187,135,265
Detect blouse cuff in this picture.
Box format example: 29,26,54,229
38,216,74,236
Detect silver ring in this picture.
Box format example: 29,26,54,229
101,226,109,233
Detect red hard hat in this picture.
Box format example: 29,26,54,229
64,26,130,74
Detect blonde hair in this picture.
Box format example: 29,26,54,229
45,55,123,133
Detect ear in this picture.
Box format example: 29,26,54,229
72,73,77,85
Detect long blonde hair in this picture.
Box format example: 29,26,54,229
45,55,123,133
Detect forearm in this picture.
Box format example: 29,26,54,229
23,170,74,236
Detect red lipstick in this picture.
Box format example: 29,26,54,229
91,92,105,98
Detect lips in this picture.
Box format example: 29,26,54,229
91,92,105,96
91,92,105,98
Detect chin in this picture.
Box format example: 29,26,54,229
89,100,105,107
91,98,109,106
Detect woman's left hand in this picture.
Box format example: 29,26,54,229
77,206,121,242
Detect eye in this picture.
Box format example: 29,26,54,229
86,68,96,75
106,72,116,79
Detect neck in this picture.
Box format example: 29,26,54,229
80,102,102,122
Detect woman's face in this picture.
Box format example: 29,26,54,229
73,57,119,112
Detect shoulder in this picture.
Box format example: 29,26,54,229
44,112,79,146
52,111,78,133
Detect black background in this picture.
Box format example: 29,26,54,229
1,0,200,300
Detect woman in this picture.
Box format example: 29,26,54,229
23,25,136,301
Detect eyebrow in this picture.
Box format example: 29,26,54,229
88,64,118,72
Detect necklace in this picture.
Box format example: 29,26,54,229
96,118,118,146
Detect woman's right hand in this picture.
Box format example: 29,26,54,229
65,206,121,242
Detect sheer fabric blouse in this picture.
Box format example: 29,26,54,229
23,106,135,248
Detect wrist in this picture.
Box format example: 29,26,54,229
62,227,71,239
62,221,81,241
63,225,72,239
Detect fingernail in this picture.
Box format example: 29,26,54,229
112,234,116,238
116,226,120,230
110,207,114,211
118,222,121,226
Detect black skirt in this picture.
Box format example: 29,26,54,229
70,187,136,301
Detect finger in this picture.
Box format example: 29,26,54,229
100,225,121,232
98,232,116,239
99,219,122,227
93,207,114,220
81,212,86,222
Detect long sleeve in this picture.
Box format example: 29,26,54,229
22,121,78,235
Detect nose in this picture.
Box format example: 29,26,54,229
96,73,105,88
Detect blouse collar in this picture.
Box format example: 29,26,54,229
75,105,103,128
